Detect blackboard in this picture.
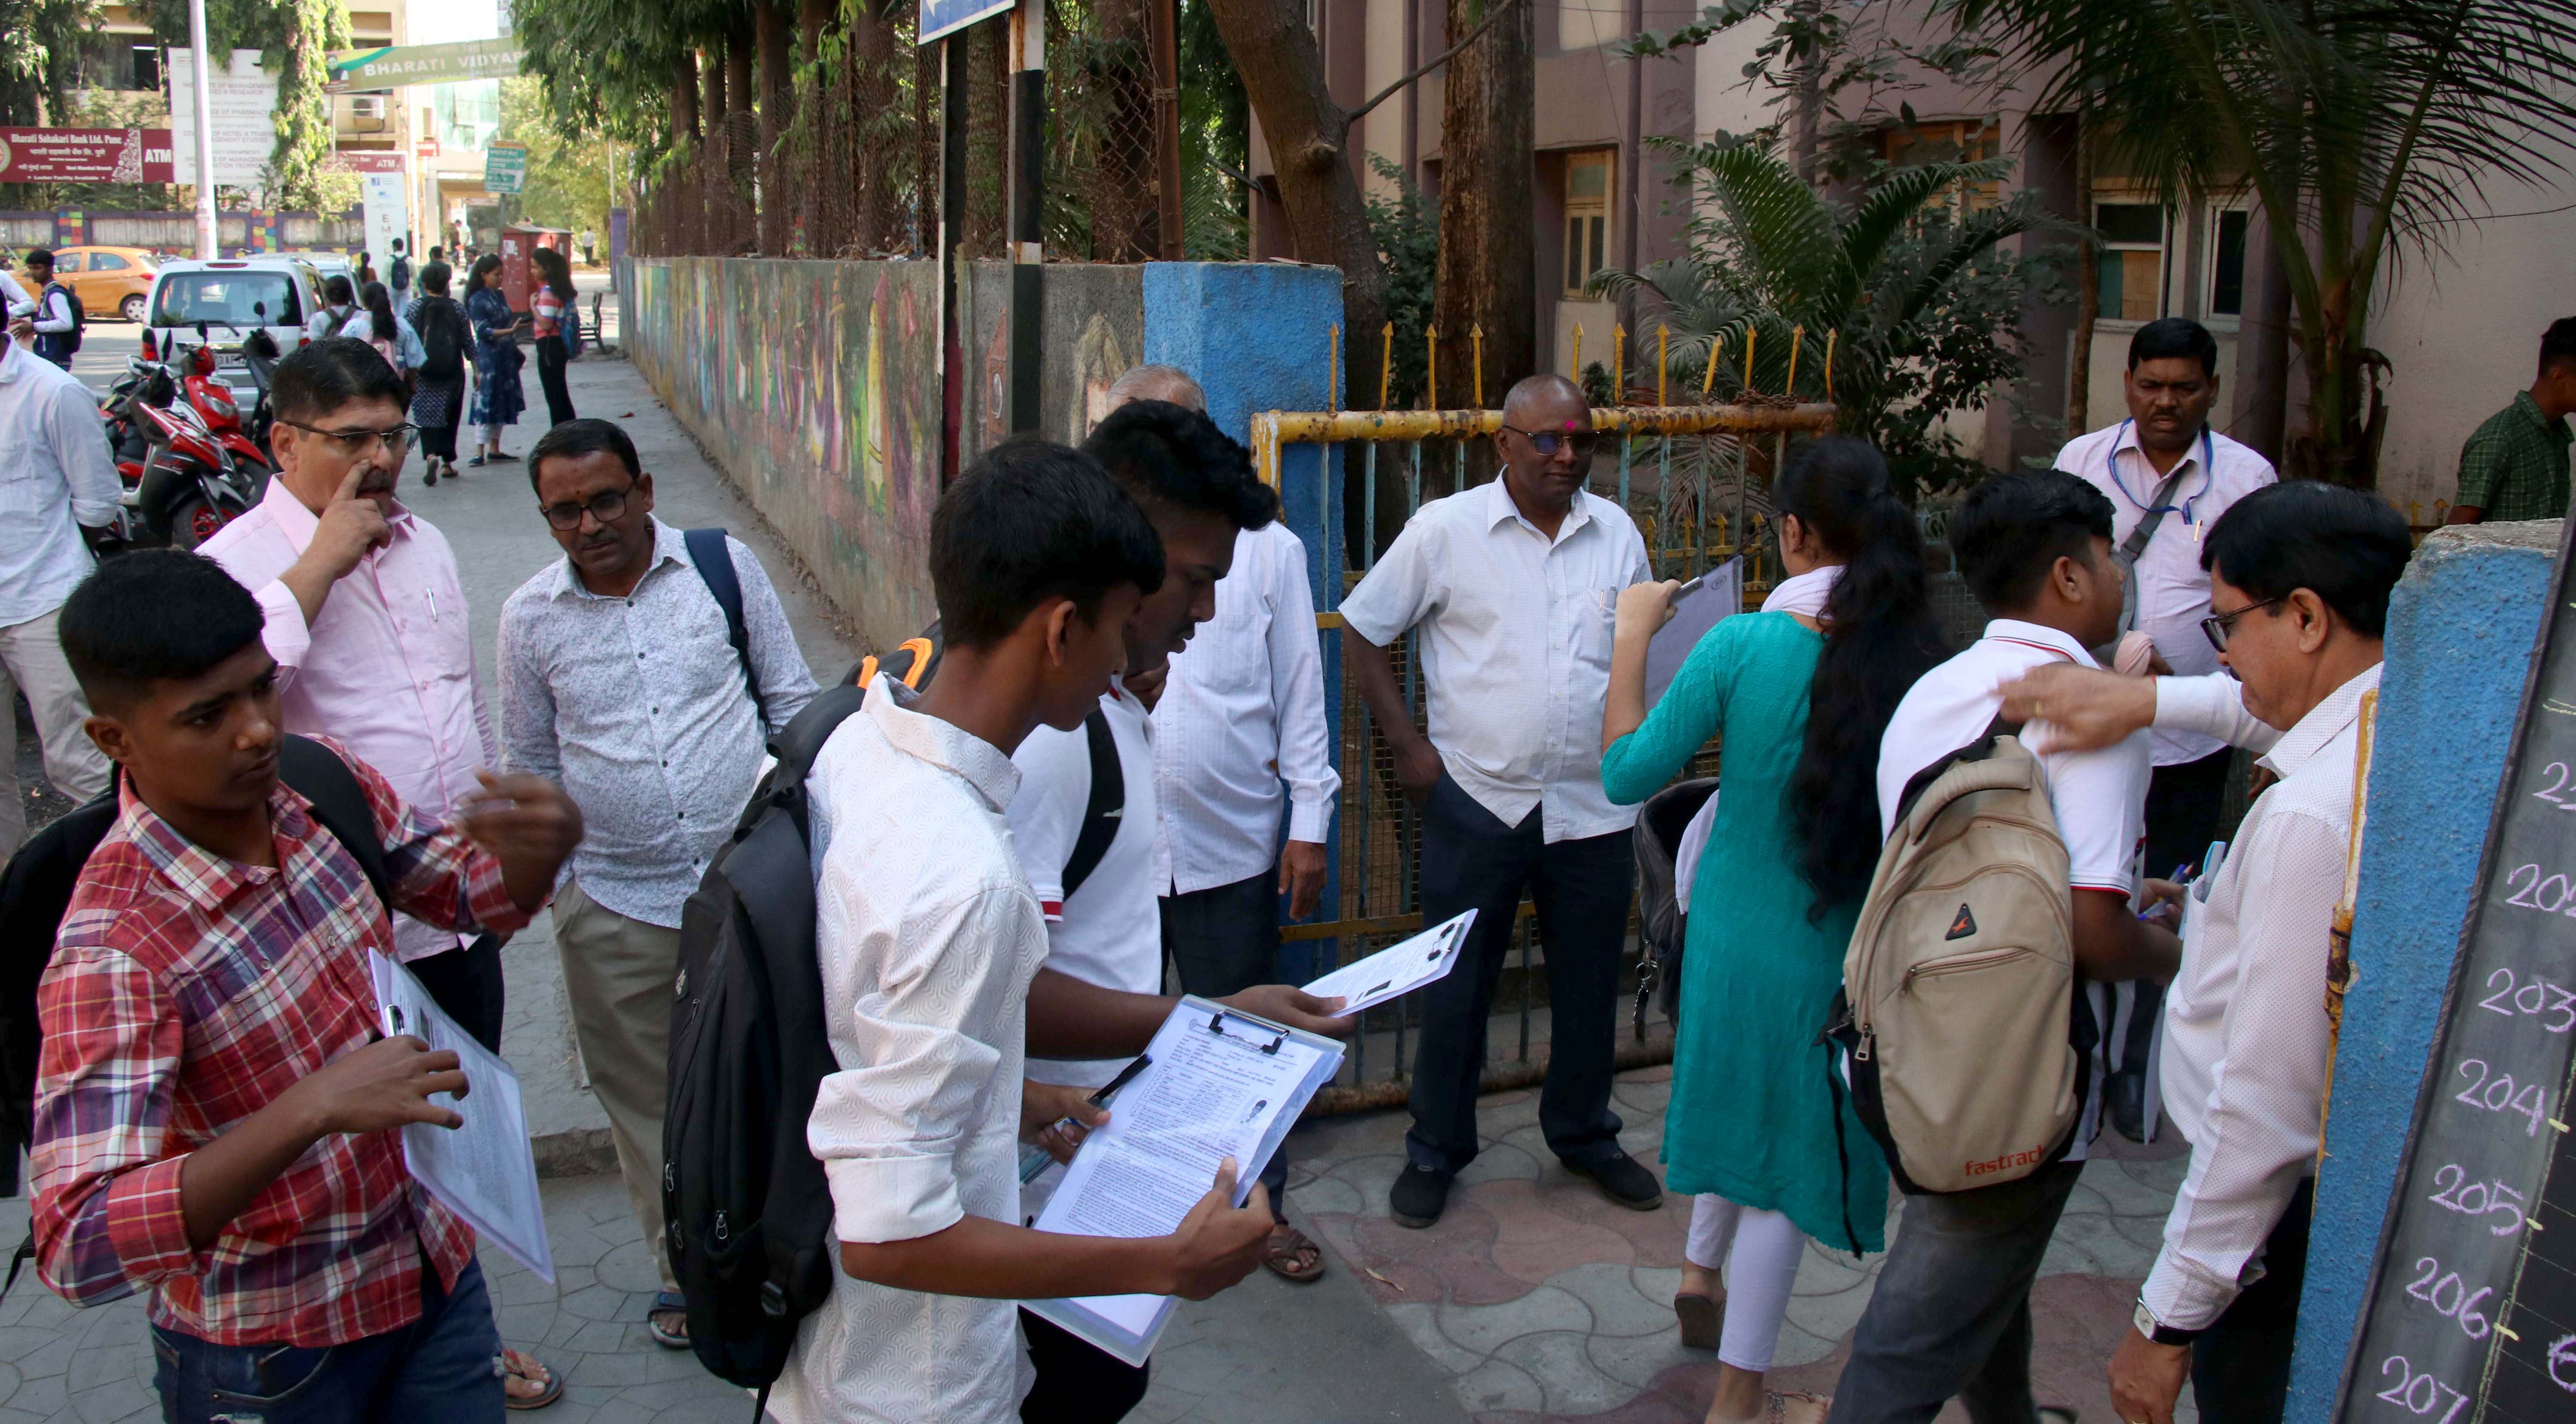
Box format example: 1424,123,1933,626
2336,520,2576,1422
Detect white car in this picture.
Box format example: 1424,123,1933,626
142,257,328,390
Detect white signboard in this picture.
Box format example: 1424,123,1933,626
361,171,410,268
167,49,279,189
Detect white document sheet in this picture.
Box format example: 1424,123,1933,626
1025,997,1343,1365
1644,557,1743,709
368,952,555,1282
1300,909,1476,1014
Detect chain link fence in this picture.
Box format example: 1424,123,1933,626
632,0,1178,263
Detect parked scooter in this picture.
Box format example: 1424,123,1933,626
97,359,261,551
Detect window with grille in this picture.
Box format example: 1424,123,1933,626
2094,201,2166,322
1564,151,1614,297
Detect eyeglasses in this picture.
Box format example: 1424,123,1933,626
281,419,415,459
539,487,632,532
2200,596,2284,652
1501,423,1600,457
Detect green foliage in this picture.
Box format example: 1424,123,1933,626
1361,154,1437,409
1176,0,1248,259
1944,0,2576,485
500,76,614,238
514,0,735,160
1598,140,2063,501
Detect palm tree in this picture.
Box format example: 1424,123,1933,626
1945,0,2576,488
1598,142,2049,499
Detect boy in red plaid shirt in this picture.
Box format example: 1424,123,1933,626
29,551,583,1422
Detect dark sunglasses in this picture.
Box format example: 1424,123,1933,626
539,486,633,531
2200,596,2284,652
1501,423,1600,457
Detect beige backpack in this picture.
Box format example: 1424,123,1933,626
1825,724,2082,1195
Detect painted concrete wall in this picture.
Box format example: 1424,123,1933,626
2285,520,2563,1420
958,261,1148,460
625,257,945,654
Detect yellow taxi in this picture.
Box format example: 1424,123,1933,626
49,244,162,323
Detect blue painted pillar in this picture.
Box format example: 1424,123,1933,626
2286,523,2561,1420
1142,262,1346,981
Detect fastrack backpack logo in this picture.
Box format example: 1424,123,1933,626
1962,1145,2048,1177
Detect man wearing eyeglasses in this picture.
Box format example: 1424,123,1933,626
198,335,568,1406
1993,481,2409,1424
496,417,818,1351
1340,372,1662,1231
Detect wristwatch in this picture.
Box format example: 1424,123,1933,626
2134,1297,2202,1347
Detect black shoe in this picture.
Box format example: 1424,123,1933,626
1389,1164,1452,1229
2109,1071,2149,1142
1566,1150,1665,1211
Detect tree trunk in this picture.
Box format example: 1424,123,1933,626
1091,0,1162,261
674,48,701,148
1433,0,1534,484
2065,101,2095,435
759,0,794,256
2293,279,2375,488
728,21,759,249
704,41,729,255
846,2,901,254
1201,0,1388,395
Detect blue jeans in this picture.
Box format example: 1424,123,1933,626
152,1257,504,1424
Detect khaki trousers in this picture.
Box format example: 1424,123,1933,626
1,606,112,861
552,880,681,1294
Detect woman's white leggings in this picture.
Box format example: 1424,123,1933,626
1684,1193,1809,1373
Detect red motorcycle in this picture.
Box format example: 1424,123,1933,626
176,341,275,478
99,360,261,551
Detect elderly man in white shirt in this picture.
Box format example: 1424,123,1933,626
1096,365,1343,1282
0,335,117,858
2054,316,2277,1139
1341,372,1659,1230
1996,481,2413,1424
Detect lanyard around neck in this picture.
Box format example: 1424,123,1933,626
2107,419,2214,524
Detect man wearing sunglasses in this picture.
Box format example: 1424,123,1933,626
1993,481,2409,1424
1340,372,1661,1230
200,338,567,1405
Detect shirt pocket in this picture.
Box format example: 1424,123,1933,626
1571,583,1621,673
1184,594,1270,696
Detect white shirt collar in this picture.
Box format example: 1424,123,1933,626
1979,618,2103,669
1481,475,1595,545
2257,661,2383,778
865,674,1022,814
258,472,412,554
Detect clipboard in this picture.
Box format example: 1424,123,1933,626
1645,558,1743,709
1022,996,1345,1366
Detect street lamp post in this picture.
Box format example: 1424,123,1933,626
186,0,218,258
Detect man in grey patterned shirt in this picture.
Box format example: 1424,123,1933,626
497,418,819,1349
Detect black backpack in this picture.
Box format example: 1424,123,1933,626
662,634,1124,1400
41,282,83,356
0,738,389,1290
417,296,466,380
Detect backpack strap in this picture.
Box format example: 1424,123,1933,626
684,527,768,731
1060,709,1124,901
1890,713,2025,840
277,736,393,910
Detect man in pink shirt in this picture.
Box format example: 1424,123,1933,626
197,336,561,1408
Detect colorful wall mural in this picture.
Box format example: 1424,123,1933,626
626,257,945,652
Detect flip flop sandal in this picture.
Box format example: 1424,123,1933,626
500,1348,562,1410
2038,1410,2079,1424
649,1289,690,1349
1765,1391,1831,1424
492,450,520,462
1674,1289,1726,1351
1261,1224,1327,1283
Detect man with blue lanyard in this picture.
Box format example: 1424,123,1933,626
2052,316,2275,1141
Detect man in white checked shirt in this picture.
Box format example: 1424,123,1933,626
1099,365,1343,1282
1995,482,2411,1424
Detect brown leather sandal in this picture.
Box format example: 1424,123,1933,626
1261,1223,1326,1283
1674,1288,1726,1351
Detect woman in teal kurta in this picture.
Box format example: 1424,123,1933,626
1599,439,1948,1424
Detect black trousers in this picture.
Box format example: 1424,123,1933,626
1020,1308,1148,1424
1160,870,1292,1210
2189,1177,2313,1424
1406,774,1633,1176
419,399,461,461
2116,748,2238,1083
406,933,506,1055
535,335,575,429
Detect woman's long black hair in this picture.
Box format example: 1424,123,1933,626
1780,438,1950,919
360,280,397,342
534,245,576,303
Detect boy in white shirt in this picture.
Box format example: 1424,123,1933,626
1830,470,2182,1424
775,440,1278,1424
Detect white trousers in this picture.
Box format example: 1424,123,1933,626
0,606,112,859
1685,1193,1810,1374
